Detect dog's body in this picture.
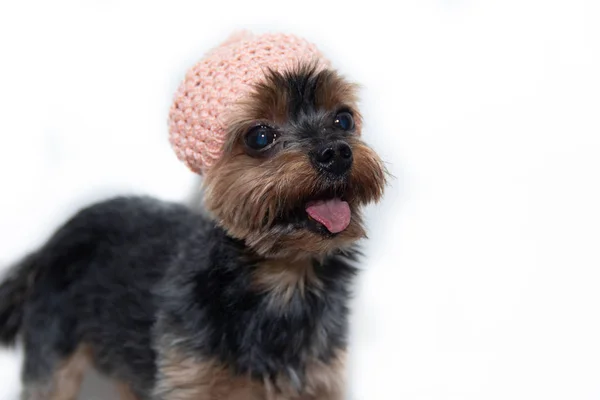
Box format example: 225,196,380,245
1,196,354,399
0,64,386,399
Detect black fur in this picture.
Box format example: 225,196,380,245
282,64,323,116
262,66,360,189
0,196,357,399
267,66,356,144
0,65,381,399
0,253,37,346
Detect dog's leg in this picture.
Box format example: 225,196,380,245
299,351,347,400
20,345,90,400
154,345,348,400
153,349,263,400
116,382,141,400
309,390,345,400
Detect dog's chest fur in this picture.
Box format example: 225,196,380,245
155,226,357,388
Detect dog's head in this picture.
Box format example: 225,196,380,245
203,64,386,258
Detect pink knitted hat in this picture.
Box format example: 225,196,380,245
169,31,331,175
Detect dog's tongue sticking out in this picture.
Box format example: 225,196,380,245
306,199,351,234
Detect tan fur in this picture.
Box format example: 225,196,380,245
269,351,347,400
223,65,362,154
345,138,387,205
313,70,363,131
253,258,322,306
204,136,384,258
22,345,91,400
204,67,386,259
301,350,346,400
116,382,141,400
154,349,263,400
242,74,290,125
155,348,346,400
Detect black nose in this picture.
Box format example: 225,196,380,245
313,141,353,175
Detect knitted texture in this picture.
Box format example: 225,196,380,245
169,31,331,175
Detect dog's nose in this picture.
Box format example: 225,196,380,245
313,141,353,175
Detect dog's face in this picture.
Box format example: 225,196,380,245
204,64,386,259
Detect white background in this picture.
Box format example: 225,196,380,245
1,0,599,399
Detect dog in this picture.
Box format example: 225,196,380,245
0,61,386,399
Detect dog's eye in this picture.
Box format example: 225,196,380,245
333,111,354,131
245,125,278,150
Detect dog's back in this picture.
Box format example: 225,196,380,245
0,196,206,399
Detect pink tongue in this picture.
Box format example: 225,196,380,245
306,199,351,234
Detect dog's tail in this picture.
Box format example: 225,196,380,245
0,252,38,346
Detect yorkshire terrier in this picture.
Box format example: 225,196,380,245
0,33,386,400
